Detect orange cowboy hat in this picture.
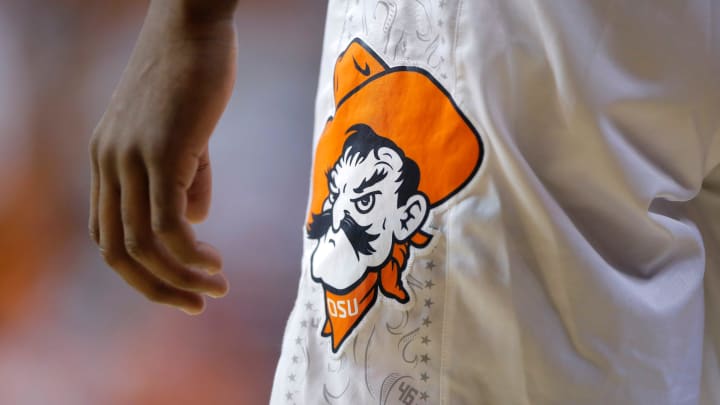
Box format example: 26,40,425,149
307,38,483,223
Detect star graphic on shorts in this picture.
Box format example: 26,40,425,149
305,301,313,311
295,337,302,345
286,392,293,400
300,320,308,328
424,280,435,289
292,355,299,364
420,354,430,363
420,391,429,400
422,316,432,327
425,261,436,271
420,372,429,382
424,298,434,308
421,336,431,345
288,374,296,382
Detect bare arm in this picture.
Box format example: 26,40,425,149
89,0,239,314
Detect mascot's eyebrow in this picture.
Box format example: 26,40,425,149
354,168,387,194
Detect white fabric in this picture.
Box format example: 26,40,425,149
270,1,720,404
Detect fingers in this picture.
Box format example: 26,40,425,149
148,161,223,274
97,163,206,314
119,154,228,298
91,135,225,313
186,148,213,223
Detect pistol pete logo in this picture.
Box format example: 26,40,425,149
307,38,483,353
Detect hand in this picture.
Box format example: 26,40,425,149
89,3,237,314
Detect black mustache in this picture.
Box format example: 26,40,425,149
308,210,379,256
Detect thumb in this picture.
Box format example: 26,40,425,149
186,147,213,223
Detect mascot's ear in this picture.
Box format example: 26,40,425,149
395,194,429,242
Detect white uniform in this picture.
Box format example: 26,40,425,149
271,1,720,404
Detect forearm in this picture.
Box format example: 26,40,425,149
148,0,239,28
130,0,239,57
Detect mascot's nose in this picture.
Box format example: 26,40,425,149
331,203,347,233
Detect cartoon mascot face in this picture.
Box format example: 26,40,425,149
307,38,483,352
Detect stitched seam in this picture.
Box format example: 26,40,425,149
439,207,455,405
440,2,463,404
452,0,464,93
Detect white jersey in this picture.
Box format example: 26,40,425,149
271,1,720,404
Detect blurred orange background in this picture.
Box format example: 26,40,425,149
0,1,325,403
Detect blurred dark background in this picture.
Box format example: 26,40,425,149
0,1,325,403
